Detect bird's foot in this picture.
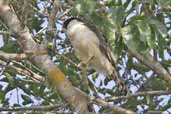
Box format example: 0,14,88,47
117,80,128,95
112,75,128,95
77,56,94,70
77,61,87,70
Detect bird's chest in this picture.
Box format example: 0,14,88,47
66,23,107,70
72,38,103,70
71,36,90,60
67,26,97,60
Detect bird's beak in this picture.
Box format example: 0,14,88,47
61,28,67,33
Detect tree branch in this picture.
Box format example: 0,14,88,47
57,7,73,19
0,50,44,82
0,51,27,61
92,97,136,114
128,48,171,84
47,0,60,32
0,30,11,35
8,62,45,83
0,103,66,112
0,3,90,114
147,110,163,114
45,0,60,49
107,90,171,102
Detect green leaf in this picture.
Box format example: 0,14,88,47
0,40,21,53
136,20,151,43
121,25,139,50
125,0,138,16
121,24,149,53
146,95,151,105
148,18,168,38
157,0,171,7
0,90,4,103
39,85,46,95
31,16,43,31
114,0,122,5
4,72,15,87
111,6,125,28
74,0,97,15
19,84,32,95
149,26,156,48
123,0,131,10
21,94,32,105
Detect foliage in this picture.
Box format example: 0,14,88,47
0,0,171,114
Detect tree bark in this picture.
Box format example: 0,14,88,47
0,4,89,114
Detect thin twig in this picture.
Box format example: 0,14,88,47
0,57,45,83
0,31,11,35
57,7,73,19
0,51,27,61
7,64,45,83
0,103,66,112
55,50,79,68
0,60,10,75
107,90,171,102
147,110,163,114
47,0,60,32
11,61,45,83
91,97,136,114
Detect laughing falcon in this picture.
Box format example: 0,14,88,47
63,17,124,89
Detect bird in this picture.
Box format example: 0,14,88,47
62,17,125,91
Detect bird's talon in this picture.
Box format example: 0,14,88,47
116,80,128,95
77,62,87,69
78,56,94,69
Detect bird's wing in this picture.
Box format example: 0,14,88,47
83,21,117,67
98,33,117,67
90,25,126,90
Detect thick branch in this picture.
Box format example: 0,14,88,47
0,51,27,61
45,0,60,48
128,48,171,84
0,4,89,114
47,0,60,32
